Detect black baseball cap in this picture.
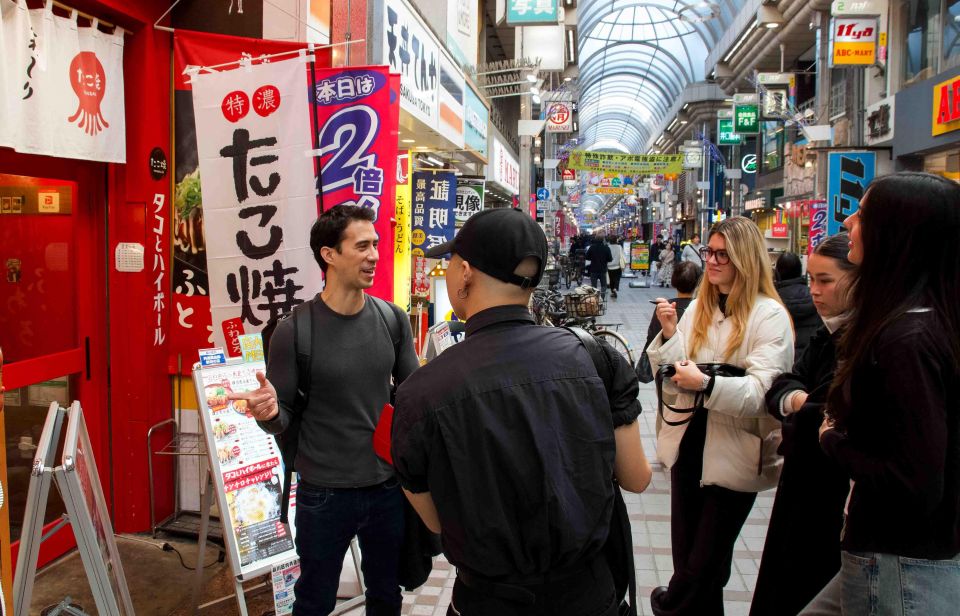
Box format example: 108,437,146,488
425,208,547,288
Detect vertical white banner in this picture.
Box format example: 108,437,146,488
192,58,322,350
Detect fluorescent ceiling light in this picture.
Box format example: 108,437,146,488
425,155,444,166
402,139,415,143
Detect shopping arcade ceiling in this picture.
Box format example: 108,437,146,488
577,0,745,155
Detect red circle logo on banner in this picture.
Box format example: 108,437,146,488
221,90,250,123
253,85,281,117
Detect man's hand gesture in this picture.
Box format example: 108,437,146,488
228,371,279,422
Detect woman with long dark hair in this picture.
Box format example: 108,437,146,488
647,217,794,616
801,172,960,614
750,234,856,616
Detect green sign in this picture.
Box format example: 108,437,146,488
505,0,558,25
734,103,760,134
717,118,744,145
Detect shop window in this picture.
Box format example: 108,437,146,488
904,0,942,85
762,121,784,172
944,0,960,70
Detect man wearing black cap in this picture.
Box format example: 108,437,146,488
392,208,652,615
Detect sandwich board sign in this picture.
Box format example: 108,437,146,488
13,402,134,616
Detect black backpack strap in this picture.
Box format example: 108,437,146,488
371,296,403,389
563,326,637,616
280,300,313,524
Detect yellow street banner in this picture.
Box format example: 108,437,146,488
567,151,684,174
394,152,413,310
586,186,635,195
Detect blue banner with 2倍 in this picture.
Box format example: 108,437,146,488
411,171,457,257
827,152,876,236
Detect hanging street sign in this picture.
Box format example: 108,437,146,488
717,118,744,145
733,93,760,134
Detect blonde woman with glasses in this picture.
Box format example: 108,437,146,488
646,217,794,616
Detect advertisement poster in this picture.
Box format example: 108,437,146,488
584,171,639,195
455,179,485,224
271,557,301,615
198,361,295,571
567,151,684,175
827,152,875,236
411,172,457,257
394,151,413,308
807,200,829,255
312,65,400,302
171,31,322,363
192,58,322,352
630,242,650,271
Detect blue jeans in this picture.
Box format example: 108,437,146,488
800,551,960,616
293,478,405,616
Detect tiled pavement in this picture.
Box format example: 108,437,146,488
344,274,773,615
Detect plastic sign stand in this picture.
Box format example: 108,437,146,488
13,403,134,616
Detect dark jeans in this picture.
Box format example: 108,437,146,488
608,268,622,292
654,411,757,616
447,557,618,616
293,478,405,616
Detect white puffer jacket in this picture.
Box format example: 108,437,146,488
646,295,794,492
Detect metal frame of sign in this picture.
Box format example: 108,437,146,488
56,403,135,615
13,403,134,616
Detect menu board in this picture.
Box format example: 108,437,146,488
193,359,296,578
630,242,650,271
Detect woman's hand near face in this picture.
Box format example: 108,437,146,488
655,298,678,339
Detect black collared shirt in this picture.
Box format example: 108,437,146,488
392,305,642,579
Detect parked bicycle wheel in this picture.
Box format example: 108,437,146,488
593,329,635,366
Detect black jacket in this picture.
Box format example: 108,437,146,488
821,310,960,560
585,241,612,275
750,326,850,616
775,277,821,356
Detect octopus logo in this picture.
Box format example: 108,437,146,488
68,52,109,136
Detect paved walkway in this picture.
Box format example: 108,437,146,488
369,275,772,616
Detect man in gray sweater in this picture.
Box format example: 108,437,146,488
233,205,418,616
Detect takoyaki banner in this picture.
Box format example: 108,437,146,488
195,360,296,575
192,57,323,353
567,151,684,175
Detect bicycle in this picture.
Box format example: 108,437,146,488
533,288,635,365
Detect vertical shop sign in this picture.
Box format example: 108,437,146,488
394,151,413,309
771,210,788,238
312,65,399,302
382,0,439,130
832,17,878,66
192,58,322,350
490,139,520,194
807,200,828,255
446,0,478,67
411,171,456,257
717,115,743,145
506,0,558,25
733,93,760,134
437,53,465,148
464,85,489,159
152,194,167,345
827,152,875,236
455,179,484,224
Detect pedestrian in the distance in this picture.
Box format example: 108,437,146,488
802,172,960,615
607,235,626,299
774,252,821,356
750,234,856,616
586,234,613,298
657,240,675,287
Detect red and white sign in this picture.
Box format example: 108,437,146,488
490,137,520,194
192,58,323,351
2,6,126,162
546,101,572,133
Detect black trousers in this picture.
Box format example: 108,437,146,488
654,411,757,616
447,558,618,616
608,268,623,292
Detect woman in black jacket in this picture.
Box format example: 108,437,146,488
774,252,821,356
750,235,855,616
802,172,960,615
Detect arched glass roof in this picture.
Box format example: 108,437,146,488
577,1,744,154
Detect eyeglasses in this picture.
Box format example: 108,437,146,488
699,247,730,265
